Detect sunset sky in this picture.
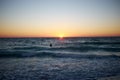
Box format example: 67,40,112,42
0,0,120,37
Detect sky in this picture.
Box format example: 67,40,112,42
0,0,120,37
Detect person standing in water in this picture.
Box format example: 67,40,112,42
50,43,52,47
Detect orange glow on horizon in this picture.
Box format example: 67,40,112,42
59,34,64,38
0,26,120,38
0,32,120,38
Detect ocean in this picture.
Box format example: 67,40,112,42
0,37,120,80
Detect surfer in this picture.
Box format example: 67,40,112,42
50,43,52,47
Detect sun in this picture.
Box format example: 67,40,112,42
59,34,64,39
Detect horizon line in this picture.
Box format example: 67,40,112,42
0,36,120,38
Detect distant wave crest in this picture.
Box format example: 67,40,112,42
12,46,120,52
0,50,120,58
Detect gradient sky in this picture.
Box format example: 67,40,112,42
0,0,120,37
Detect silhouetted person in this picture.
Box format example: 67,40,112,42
50,43,52,47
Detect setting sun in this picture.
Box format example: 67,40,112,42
59,34,64,39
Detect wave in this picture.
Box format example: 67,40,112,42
79,42,120,44
0,50,120,58
54,47,120,52
12,46,120,52
13,46,45,50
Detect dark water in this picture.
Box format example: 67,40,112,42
0,37,120,80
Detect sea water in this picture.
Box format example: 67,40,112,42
0,37,120,80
